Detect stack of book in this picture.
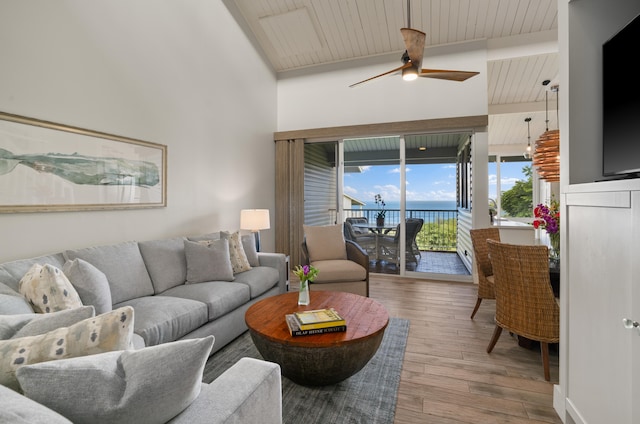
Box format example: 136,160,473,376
285,308,347,337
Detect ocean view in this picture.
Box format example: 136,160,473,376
382,200,457,211
348,200,457,225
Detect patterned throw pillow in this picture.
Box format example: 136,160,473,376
18,264,83,313
221,231,252,273
0,306,134,392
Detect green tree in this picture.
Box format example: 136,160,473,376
501,165,533,217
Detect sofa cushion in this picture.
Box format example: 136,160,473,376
64,241,155,304
159,281,250,322
0,384,72,423
184,239,234,283
138,237,188,294
0,306,95,340
303,224,348,261
241,234,260,267
309,259,367,283
232,267,280,299
62,259,112,315
221,231,252,273
18,264,83,313
0,306,134,392
0,253,66,293
0,282,33,315
16,336,214,424
115,296,208,346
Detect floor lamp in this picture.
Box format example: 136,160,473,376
240,209,270,252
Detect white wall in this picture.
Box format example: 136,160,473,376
277,40,488,131
0,0,277,262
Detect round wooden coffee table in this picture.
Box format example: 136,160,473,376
245,291,389,386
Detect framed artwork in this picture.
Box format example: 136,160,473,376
0,111,167,213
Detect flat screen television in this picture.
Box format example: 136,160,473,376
602,12,640,179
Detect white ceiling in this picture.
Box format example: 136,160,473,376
229,0,560,152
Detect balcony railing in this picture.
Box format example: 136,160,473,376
341,208,458,252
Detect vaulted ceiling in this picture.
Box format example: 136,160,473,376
228,0,560,152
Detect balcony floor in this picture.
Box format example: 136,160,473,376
368,250,471,276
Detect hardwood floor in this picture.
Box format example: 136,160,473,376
366,274,562,424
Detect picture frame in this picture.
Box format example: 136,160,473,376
0,111,167,213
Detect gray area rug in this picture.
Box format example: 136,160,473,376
203,317,409,424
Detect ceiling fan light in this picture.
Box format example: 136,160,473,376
402,66,418,81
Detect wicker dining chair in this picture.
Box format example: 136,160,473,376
469,227,501,319
486,240,560,381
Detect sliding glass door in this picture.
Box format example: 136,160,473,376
335,132,473,280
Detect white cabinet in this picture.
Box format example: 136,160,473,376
563,188,639,423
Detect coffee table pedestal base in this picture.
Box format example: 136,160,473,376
249,330,385,386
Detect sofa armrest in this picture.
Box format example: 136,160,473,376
168,357,282,424
257,252,287,293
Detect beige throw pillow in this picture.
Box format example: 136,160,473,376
221,231,252,273
303,224,348,262
19,264,83,313
0,306,134,392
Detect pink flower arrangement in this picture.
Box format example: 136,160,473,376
532,198,559,235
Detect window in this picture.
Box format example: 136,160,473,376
489,155,533,218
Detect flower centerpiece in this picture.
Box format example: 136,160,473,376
374,194,386,226
292,264,318,306
532,197,560,260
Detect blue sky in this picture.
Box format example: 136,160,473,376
343,161,529,205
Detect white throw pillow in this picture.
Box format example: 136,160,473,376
17,336,215,424
18,263,83,313
0,306,134,392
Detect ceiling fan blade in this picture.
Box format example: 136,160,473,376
349,63,412,88
419,68,480,82
400,28,425,69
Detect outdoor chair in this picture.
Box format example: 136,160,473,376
377,219,424,265
343,219,376,256
486,240,560,381
406,218,424,261
345,217,370,236
469,227,500,319
301,224,370,296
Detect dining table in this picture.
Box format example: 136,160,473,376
351,222,397,261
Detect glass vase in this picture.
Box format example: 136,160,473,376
549,232,560,262
298,279,310,306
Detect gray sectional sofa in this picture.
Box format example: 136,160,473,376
0,232,288,423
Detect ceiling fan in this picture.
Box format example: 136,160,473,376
349,0,479,88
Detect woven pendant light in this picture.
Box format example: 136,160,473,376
532,80,560,182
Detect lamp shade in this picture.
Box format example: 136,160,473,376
240,209,270,231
